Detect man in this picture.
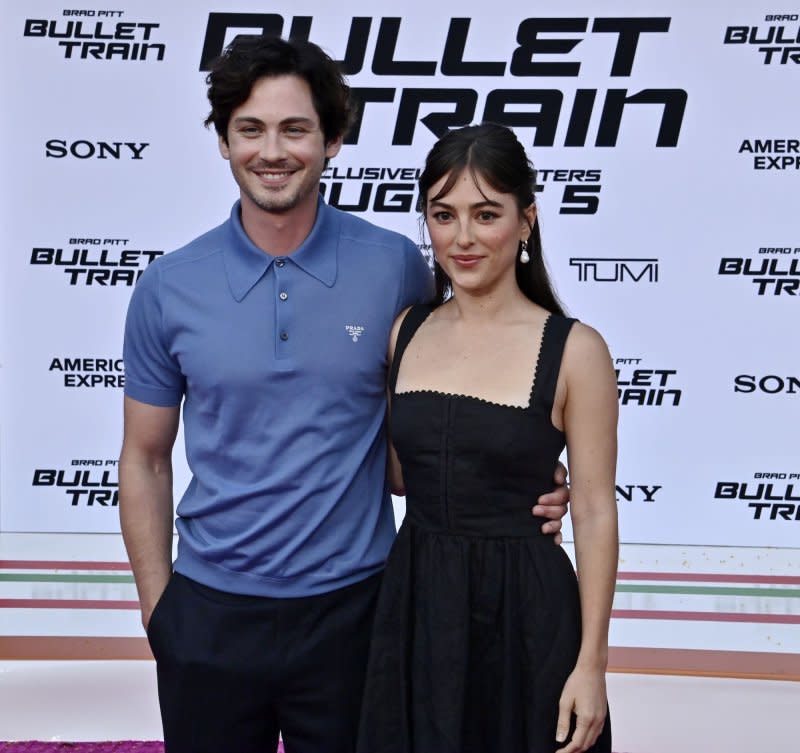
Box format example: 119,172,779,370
120,34,569,753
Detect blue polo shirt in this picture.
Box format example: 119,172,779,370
123,198,433,597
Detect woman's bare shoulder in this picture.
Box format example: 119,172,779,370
562,320,614,373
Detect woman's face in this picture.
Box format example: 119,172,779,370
425,170,535,296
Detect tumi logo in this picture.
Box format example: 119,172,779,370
45,139,149,160
569,257,659,283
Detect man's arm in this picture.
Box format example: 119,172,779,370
533,461,570,543
118,396,180,630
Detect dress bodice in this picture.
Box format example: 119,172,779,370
388,305,576,538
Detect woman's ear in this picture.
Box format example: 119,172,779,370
522,203,537,239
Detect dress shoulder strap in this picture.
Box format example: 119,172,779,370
388,304,434,394
529,315,578,412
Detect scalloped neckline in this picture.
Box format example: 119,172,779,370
394,314,554,411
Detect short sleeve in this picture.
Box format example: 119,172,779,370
398,237,434,313
122,264,185,407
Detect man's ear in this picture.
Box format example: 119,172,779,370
325,134,343,161
218,133,231,161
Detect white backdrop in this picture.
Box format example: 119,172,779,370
1,0,798,546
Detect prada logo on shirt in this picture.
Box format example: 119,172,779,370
345,325,365,342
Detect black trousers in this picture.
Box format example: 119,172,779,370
146,571,382,753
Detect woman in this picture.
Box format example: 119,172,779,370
357,123,618,753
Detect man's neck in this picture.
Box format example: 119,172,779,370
239,195,320,256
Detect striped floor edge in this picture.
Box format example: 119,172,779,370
1,636,798,681
2,560,799,680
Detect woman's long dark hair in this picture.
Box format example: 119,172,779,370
417,123,565,315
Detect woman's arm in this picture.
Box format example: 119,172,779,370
555,323,619,753
385,307,413,495
386,422,405,496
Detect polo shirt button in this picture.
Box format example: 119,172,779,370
280,331,289,341
279,292,288,301
275,259,286,267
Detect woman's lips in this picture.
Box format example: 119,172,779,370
451,254,483,267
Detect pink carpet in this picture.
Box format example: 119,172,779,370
0,740,632,753
0,746,167,752
0,745,285,752
0,745,627,753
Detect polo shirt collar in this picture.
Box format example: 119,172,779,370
224,196,339,301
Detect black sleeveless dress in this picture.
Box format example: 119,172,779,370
357,305,611,753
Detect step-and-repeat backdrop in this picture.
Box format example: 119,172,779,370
1,1,797,546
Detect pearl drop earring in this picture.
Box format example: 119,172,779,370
519,239,530,264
